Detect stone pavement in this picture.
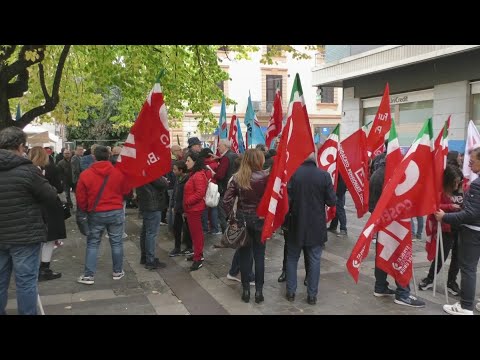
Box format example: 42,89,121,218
6,195,480,315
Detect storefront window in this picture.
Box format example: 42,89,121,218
314,126,336,144
363,100,432,146
472,93,480,126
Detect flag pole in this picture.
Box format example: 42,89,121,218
433,221,441,296
438,225,449,303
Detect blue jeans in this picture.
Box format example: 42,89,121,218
0,243,41,315
85,209,124,277
140,210,162,264
201,207,219,233
229,248,254,282
411,216,424,238
286,241,323,298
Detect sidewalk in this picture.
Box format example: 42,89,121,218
6,196,475,315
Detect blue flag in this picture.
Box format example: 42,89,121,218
244,92,265,147
237,118,245,154
218,95,228,139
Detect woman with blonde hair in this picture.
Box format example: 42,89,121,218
29,146,66,281
223,149,269,303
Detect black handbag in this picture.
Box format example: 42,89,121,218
220,188,250,249
76,175,110,236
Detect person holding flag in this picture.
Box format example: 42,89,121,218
436,146,480,315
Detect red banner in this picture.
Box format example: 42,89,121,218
116,83,171,188
367,83,392,158
338,129,369,218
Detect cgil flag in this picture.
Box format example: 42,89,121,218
116,82,171,188
347,118,437,286
367,83,392,158
257,74,315,242
317,124,340,221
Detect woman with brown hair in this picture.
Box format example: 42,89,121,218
29,146,66,281
223,149,269,303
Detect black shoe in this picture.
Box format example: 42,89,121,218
190,260,203,271
141,257,159,265
278,271,286,282
145,259,166,270
186,255,204,262
307,295,317,305
418,277,433,291
242,288,250,303
447,281,460,296
38,268,62,282
169,248,182,257
255,290,264,304
286,292,295,302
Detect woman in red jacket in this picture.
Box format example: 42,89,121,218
183,152,208,271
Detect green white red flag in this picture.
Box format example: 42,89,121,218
257,74,315,242
347,118,437,286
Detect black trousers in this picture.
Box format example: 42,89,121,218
458,227,480,311
427,231,459,283
182,215,193,250
173,212,184,250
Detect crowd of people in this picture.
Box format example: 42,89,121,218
1,125,480,315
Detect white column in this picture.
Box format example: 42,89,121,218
341,87,361,140
433,81,469,141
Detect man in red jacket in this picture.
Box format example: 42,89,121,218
76,146,131,285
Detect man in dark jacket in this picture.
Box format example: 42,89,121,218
0,127,58,315
57,149,73,208
437,147,480,315
136,176,168,269
214,139,238,232
286,153,336,305
327,174,348,236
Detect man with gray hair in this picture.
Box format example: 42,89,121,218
285,152,336,305
214,139,238,232
0,127,58,315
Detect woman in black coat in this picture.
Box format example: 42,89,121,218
29,148,66,281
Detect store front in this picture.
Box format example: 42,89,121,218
362,89,433,147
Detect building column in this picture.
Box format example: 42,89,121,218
341,87,361,140
433,81,469,144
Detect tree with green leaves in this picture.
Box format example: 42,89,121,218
0,45,322,133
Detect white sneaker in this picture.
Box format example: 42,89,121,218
476,302,480,312
443,302,473,315
113,270,125,280
226,273,241,282
122,232,128,239
77,275,95,285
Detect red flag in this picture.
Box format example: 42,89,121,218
228,113,240,154
425,116,450,261
265,89,283,149
257,74,315,242
116,83,171,188
338,128,370,218
347,118,436,286
317,124,340,222
367,83,392,158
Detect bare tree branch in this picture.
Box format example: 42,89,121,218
16,45,71,128
38,63,50,100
